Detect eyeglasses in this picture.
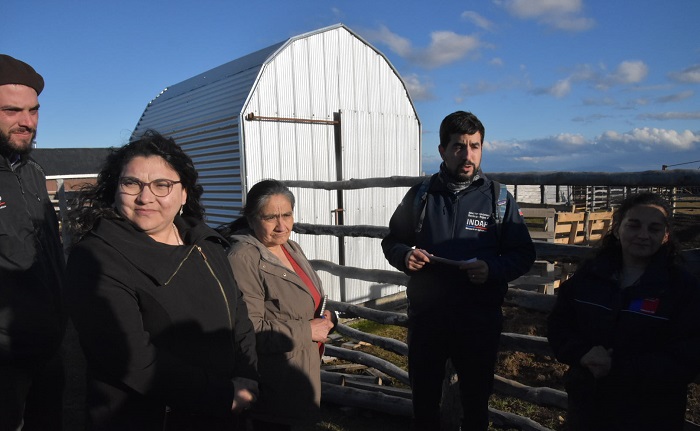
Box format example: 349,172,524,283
118,177,182,197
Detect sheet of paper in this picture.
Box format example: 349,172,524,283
428,255,477,267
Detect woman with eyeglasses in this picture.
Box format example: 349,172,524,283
66,130,259,431
218,179,336,431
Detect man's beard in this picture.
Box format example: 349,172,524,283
0,128,35,158
449,161,478,182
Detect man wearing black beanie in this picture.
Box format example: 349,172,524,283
0,54,66,431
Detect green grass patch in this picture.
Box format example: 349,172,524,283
346,319,407,343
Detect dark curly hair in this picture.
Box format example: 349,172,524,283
69,130,204,241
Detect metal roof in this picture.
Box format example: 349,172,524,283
136,42,285,116
31,148,112,176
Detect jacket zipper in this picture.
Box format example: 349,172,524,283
160,244,234,422
163,245,198,286
196,245,233,331
451,194,459,236
162,244,233,331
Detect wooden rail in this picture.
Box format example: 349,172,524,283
288,172,700,431
324,290,700,430
48,171,699,430
284,170,700,189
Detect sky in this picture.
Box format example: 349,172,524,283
3,0,699,173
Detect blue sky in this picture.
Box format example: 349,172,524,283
4,0,699,173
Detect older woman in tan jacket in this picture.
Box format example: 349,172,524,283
220,179,336,431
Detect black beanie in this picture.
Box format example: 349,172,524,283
0,54,44,95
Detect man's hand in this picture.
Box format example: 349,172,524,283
580,345,613,379
404,249,430,272
459,259,489,284
231,377,259,413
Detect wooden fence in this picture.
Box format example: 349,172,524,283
285,170,700,431
48,170,700,430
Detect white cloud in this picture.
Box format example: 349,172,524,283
610,61,648,84
461,11,495,31
598,127,699,151
668,64,700,83
491,128,700,157
572,113,611,123
402,74,435,101
486,134,587,158
593,61,648,89
362,25,412,57
638,111,700,120
582,96,617,106
460,75,528,96
361,26,482,68
499,0,582,18
628,98,650,107
489,57,504,67
474,127,700,172
655,90,694,104
483,139,521,152
496,0,594,31
536,60,649,98
554,133,587,145
418,31,481,68
548,78,572,98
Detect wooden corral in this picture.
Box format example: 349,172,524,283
285,170,700,431
49,170,700,430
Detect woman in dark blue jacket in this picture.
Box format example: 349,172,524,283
548,192,700,431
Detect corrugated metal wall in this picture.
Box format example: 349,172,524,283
241,26,420,302
340,110,420,302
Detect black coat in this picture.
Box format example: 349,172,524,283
0,155,65,365
66,216,258,430
548,252,700,430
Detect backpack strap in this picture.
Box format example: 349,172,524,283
413,175,436,233
414,176,508,237
492,180,508,240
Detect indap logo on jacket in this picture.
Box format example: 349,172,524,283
464,211,491,232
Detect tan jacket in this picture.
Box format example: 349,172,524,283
227,232,324,425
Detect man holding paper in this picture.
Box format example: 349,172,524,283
382,111,535,431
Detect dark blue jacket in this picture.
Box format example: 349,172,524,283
547,251,700,430
382,172,535,317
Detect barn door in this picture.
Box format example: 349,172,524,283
337,110,421,303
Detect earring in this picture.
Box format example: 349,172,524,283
179,205,184,216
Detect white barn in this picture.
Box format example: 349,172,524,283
132,24,421,303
